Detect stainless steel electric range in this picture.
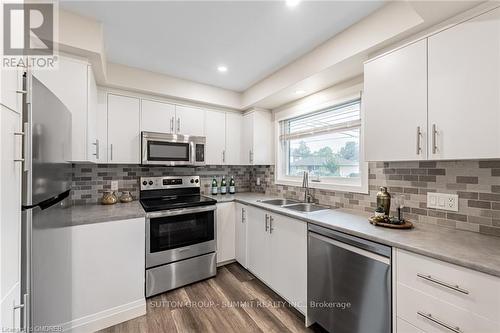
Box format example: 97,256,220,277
139,176,217,297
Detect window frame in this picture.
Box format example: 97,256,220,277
274,94,368,194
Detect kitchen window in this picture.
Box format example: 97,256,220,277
277,98,368,193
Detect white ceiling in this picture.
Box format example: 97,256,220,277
60,1,384,92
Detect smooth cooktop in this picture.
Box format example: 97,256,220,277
139,194,216,212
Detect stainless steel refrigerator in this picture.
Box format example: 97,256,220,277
21,74,72,330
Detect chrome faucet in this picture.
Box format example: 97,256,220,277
302,171,313,203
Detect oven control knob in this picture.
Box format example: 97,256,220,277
195,179,199,183
190,179,194,183
149,181,154,185
142,181,148,186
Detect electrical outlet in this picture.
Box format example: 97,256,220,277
427,192,458,212
256,177,261,186
111,180,119,191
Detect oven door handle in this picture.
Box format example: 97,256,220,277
146,205,217,219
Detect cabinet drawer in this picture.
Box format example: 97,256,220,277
397,249,500,322
397,317,424,333
397,283,499,333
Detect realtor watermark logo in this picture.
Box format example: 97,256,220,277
2,1,58,69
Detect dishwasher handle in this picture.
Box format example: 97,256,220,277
308,224,391,259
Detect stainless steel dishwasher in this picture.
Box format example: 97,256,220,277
307,224,392,333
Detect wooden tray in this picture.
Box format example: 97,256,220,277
369,216,413,229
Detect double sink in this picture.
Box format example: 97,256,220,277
259,199,330,213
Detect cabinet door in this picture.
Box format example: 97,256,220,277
241,113,253,164
141,99,175,134
364,39,428,161
269,214,307,312
226,112,243,165
0,106,22,331
0,66,21,113
246,207,271,283
33,56,89,162
252,111,273,165
107,94,140,164
235,203,247,267
216,202,236,264
175,105,205,136
428,8,500,160
205,110,226,165
96,89,108,163
87,66,98,162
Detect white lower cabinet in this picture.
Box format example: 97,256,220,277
0,106,22,332
397,317,424,333
216,202,236,264
396,249,500,333
235,203,248,267
246,206,307,313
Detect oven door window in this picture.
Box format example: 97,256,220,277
147,141,190,162
150,211,214,253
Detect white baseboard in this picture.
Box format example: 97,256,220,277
61,298,146,333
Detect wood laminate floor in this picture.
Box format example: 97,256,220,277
99,263,325,333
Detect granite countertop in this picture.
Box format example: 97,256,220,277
69,201,146,226
213,193,500,278
67,193,500,277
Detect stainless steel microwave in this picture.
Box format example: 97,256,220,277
141,132,206,166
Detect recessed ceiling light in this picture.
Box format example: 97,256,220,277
217,65,228,73
295,90,306,94
286,0,301,8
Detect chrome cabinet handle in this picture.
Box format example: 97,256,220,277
432,124,438,154
265,214,269,232
110,144,113,161
92,139,99,160
416,126,422,155
249,150,253,164
269,216,274,234
14,130,24,164
241,208,246,223
222,150,226,163
170,117,174,133
16,90,27,94
416,273,469,294
177,118,180,133
417,311,462,333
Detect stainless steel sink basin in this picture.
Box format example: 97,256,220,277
260,198,300,206
284,203,330,212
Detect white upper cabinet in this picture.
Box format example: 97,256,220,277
428,7,500,160
364,8,500,162
33,56,98,162
1,66,22,113
364,39,428,161
205,110,243,165
242,110,273,165
225,112,243,165
107,94,140,164
175,105,205,136
96,89,108,163
141,99,176,134
205,110,226,165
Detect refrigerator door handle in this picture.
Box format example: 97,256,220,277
22,189,70,211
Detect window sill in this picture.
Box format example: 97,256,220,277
275,178,368,195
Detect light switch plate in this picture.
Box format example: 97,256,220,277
427,192,458,212
111,180,119,191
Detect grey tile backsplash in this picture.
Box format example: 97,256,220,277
72,160,500,237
